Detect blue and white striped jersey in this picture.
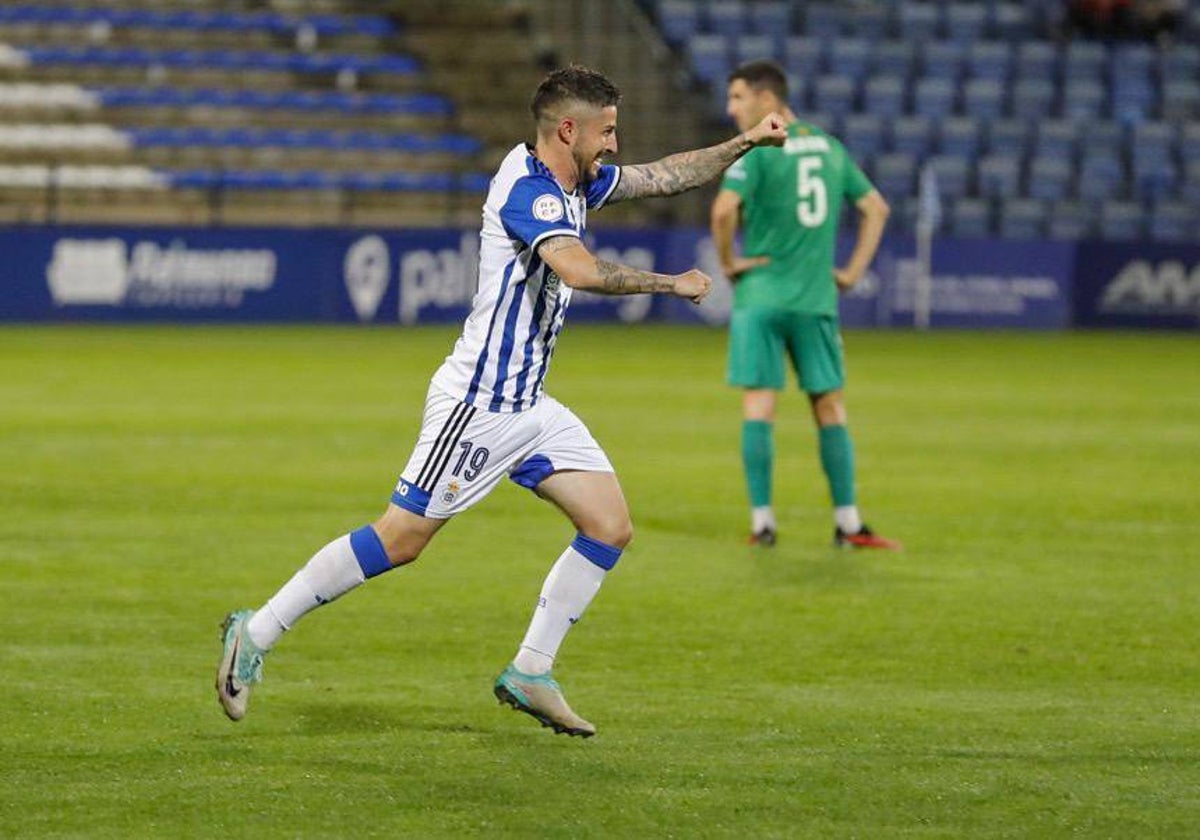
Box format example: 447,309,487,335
430,143,621,413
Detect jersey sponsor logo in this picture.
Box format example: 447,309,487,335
784,136,830,155
1100,259,1200,315
532,193,565,222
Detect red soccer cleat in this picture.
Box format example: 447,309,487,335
834,524,902,550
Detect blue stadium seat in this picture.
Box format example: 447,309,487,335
890,115,934,159
1011,79,1055,120
1061,79,1106,121
1148,200,1195,242
1077,153,1125,202
1111,77,1158,124
829,38,872,83
1132,160,1179,202
782,37,824,77
977,154,1022,199
1132,122,1176,169
1099,200,1145,240
1047,200,1096,239
938,117,981,159
844,4,889,40
913,78,957,120
899,4,941,42
999,198,1047,238
872,152,918,201
1064,41,1107,81
1113,43,1156,78
962,79,1005,119
803,3,843,38
812,75,857,117
842,113,885,160
991,3,1032,39
984,118,1031,156
945,4,988,45
1034,120,1079,159
928,154,971,199
1015,42,1057,82
1180,122,1200,162
1160,45,1200,81
658,0,703,45
874,41,915,79
707,0,748,35
863,76,907,119
967,41,1012,82
1162,81,1200,122
747,1,791,36
1026,156,1073,202
733,34,779,65
687,34,731,85
948,198,991,237
923,41,963,80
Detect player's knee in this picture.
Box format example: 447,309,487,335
372,507,439,567
587,514,633,550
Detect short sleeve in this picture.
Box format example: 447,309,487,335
720,152,756,200
584,163,621,210
500,175,578,250
842,150,875,202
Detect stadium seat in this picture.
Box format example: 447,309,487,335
1111,77,1158,124
1148,200,1195,242
1160,45,1200,82
873,41,915,80
984,118,1031,156
1113,43,1156,78
938,117,982,160
1014,42,1058,82
733,34,780,65
922,42,963,80
1026,156,1074,202
999,198,1047,238
945,5,988,45
1132,160,1179,202
991,3,1032,39
1162,81,1200,122
707,0,748,36
657,0,703,45
803,3,843,38
1181,122,1200,162
782,37,824,77
948,198,991,237
1061,79,1106,121
1034,120,1079,159
844,4,889,40
1064,41,1107,81
1011,79,1055,120
829,38,872,83
872,152,918,202
1077,153,1125,203
927,154,971,200
890,115,934,159
963,79,1006,119
966,41,1012,82
812,75,857,117
687,34,731,85
898,4,941,42
747,1,791,36
977,154,1022,199
913,78,957,120
863,76,907,119
1047,200,1096,239
1098,200,1145,240
1132,122,1177,172
842,113,885,160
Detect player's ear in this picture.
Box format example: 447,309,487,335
557,117,576,145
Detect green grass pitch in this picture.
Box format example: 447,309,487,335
2,324,1198,838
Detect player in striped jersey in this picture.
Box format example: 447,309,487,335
217,65,786,736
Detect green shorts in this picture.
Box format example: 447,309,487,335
727,308,845,394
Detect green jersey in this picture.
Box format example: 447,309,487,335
720,121,874,316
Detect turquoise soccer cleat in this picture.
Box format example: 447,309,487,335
493,664,596,738
215,609,265,721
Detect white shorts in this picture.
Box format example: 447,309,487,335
391,384,613,519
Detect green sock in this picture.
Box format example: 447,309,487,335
741,420,773,508
818,424,856,507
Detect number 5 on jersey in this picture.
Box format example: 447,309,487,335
797,156,828,228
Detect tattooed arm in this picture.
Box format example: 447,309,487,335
538,236,711,303
608,112,788,203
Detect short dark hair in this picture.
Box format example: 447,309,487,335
728,60,789,100
530,64,622,123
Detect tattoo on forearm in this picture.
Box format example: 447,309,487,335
595,259,675,295
610,133,752,202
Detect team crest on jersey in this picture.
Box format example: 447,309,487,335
442,479,461,504
532,194,564,222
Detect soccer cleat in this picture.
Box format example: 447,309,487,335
215,609,266,721
747,527,777,548
834,524,902,550
493,664,596,737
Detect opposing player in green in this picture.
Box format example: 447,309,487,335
711,60,899,549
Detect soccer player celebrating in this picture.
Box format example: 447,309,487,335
216,65,787,736
710,60,899,550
